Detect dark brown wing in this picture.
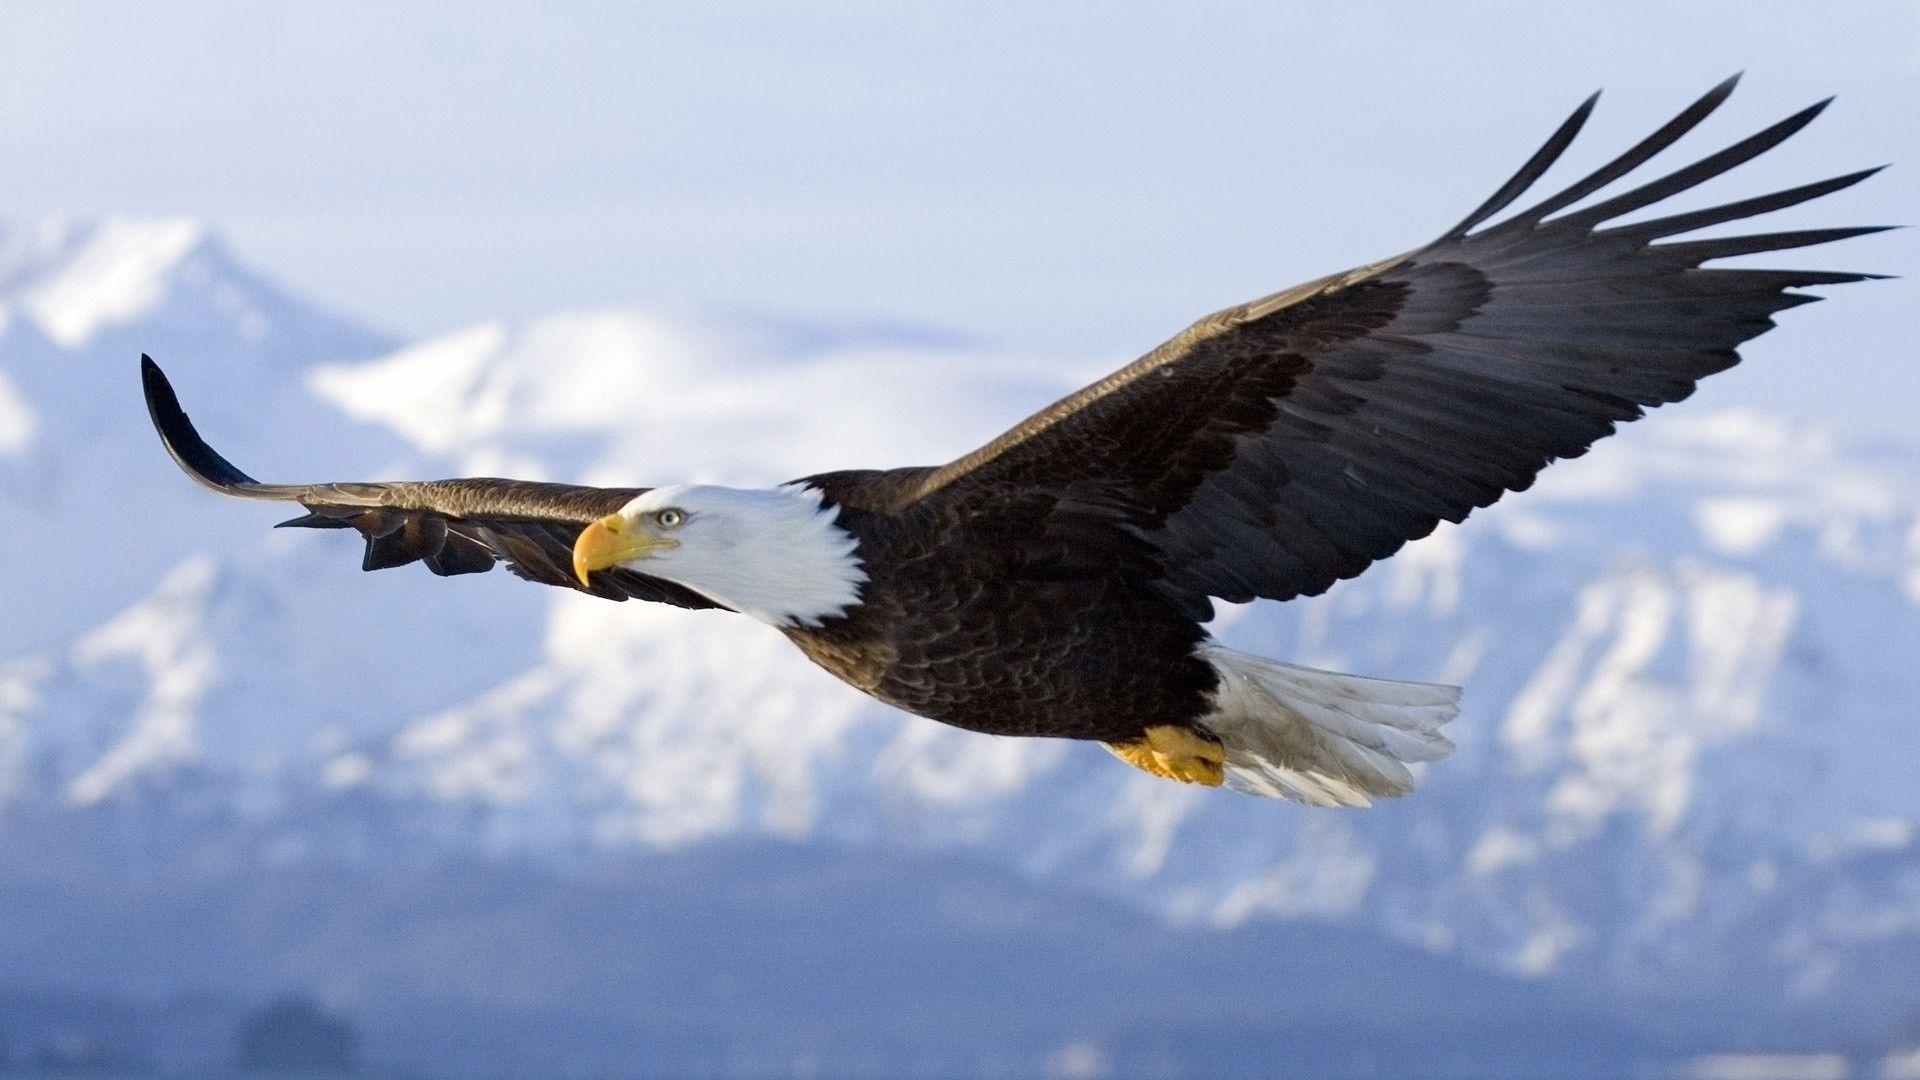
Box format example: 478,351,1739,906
141,356,720,610
915,77,1889,612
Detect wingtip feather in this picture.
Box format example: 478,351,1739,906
1442,89,1600,239
141,354,264,492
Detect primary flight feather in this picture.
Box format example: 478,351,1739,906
144,78,1886,805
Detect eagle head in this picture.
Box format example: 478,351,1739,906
572,483,865,627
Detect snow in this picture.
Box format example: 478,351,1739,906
0,366,33,456
0,214,394,658
1682,1054,1849,1080
64,556,220,805
1885,1047,1920,1080
3,216,1920,1013
1907,519,1920,604
1696,498,1791,556
317,303,1101,499
16,218,207,347
308,322,512,461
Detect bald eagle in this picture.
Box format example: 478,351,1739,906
144,79,1884,805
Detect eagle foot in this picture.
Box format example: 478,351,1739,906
1103,725,1225,786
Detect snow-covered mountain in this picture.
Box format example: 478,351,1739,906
3,219,1918,1044
0,217,395,657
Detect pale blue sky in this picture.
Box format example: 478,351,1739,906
1,1,1914,434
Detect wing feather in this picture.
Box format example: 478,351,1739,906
914,82,1887,612
141,356,719,610
1503,74,1741,226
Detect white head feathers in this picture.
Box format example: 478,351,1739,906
613,484,866,627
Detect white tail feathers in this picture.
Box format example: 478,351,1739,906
1197,643,1460,807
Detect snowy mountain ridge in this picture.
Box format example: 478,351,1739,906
2,218,1918,1020
0,216,394,655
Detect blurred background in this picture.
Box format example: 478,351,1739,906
0,2,1916,1077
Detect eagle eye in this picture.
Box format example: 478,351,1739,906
654,508,685,529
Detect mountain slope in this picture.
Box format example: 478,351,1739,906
0,217,396,656
0,823,1651,1076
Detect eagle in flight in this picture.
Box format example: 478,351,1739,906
145,78,1884,805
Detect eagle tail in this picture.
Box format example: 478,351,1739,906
1196,643,1460,806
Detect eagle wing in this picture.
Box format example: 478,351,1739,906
914,78,1887,615
142,357,720,610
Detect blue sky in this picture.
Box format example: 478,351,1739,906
2,1,1914,435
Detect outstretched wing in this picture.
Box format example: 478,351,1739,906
916,77,1888,614
142,356,720,610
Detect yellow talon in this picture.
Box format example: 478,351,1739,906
1103,725,1225,786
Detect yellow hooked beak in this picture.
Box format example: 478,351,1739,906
572,514,677,587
